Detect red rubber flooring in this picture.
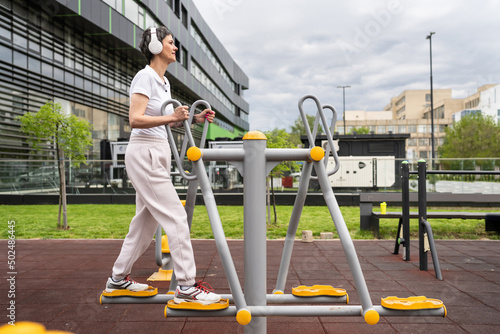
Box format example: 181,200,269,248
1,239,499,333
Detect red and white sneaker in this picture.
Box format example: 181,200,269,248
174,281,221,305
105,275,150,293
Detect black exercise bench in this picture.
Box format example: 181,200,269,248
360,192,500,238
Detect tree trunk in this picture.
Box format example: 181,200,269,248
58,147,68,229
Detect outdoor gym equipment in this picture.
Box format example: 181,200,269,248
101,96,447,333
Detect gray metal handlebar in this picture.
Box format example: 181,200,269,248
297,95,340,178
160,99,212,181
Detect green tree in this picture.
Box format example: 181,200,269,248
438,114,500,163
17,101,93,229
349,126,370,134
290,114,324,147
264,128,300,224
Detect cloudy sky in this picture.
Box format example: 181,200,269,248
191,0,500,132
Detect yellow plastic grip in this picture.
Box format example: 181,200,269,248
187,146,202,161
364,309,380,325
309,146,325,161
236,308,252,325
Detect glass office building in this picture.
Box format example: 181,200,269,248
0,0,250,161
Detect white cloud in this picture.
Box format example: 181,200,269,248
192,0,500,131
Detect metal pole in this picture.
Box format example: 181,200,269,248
243,133,268,333
337,85,350,134
426,32,435,169
418,160,428,271
401,161,410,261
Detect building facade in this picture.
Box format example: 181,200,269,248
337,85,498,160
0,0,249,161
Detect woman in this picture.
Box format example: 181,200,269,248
105,26,220,305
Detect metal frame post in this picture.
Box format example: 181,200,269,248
401,161,410,261
418,160,428,271
243,134,268,333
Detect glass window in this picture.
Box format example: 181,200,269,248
92,108,108,140
376,125,385,133
54,52,64,63
75,75,84,89
41,46,52,60
0,25,11,41
407,138,417,146
41,62,52,77
418,138,427,146
28,40,40,53
108,113,120,141
387,125,395,133
408,124,417,133
74,103,92,121
398,125,406,133
418,125,426,133
0,44,12,63
124,0,139,25
65,71,74,86
53,66,64,82
13,51,27,68
13,33,27,48
28,56,40,73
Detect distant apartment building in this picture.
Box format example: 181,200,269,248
337,85,499,160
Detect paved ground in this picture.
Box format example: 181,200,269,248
1,239,499,333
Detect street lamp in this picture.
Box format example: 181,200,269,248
426,32,435,168
337,85,351,135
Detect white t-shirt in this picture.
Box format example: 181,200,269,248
130,65,174,138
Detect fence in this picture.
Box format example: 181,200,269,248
0,158,499,195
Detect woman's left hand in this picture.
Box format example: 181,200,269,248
195,109,216,124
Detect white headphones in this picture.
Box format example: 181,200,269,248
148,27,163,55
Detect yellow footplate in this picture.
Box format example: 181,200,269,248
148,269,173,281
101,287,158,298
166,298,229,311
381,296,444,310
292,285,347,297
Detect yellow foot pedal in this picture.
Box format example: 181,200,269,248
101,287,158,298
381,296,444,310
292,285,347,297
148,269,173,281
166,298,229,311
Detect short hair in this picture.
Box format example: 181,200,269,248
139,26,173,64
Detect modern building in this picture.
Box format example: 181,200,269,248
337,85,498,160
452,84,500,124
0,0,249,161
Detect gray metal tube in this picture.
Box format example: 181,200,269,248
313,159,375,315
244,138,268,333
165,305,445,318
274,161,313,293
101,293,347,305
200,149,245,161
421,219,443,280
192,158,248,314
265,148,312,161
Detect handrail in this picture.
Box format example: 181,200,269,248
160,99,212,181
298,95,340,178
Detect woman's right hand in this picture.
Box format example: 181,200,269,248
173,105,190,122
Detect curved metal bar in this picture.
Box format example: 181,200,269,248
160,99,211,182
297,95,323,148
298,95,340,180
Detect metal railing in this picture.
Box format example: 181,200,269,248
0,158,499,195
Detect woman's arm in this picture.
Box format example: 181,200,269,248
128,93,189,129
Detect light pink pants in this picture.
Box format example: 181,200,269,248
111,135,196,286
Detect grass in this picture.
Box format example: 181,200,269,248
2,204,499,240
